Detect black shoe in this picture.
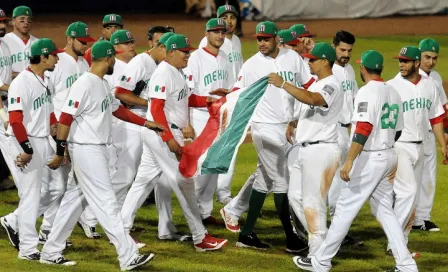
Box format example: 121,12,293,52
77,221,101,239
40,256,77,266
121,253,155,271
412,221,440,232
236,232,270,250
1,216,20,250
18,252,41,261
341,235,364,248
292,256,313,271
39,229,73,247
383,267,403,272
286,235,308,254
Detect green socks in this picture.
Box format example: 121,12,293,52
274,193,295,238
241,190,266,236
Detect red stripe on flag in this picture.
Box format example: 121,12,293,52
17,97,21,103
75,101,79,108
127,77,131,82
179,96,227,178
189,75,192,81
161,86,166,92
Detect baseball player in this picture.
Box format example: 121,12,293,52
387,46,447,256
40,40,162,269
2,6,38,77
120,33,229,252
226,21,312,253
38,21,95,245
293,50,418,272
289,24,315,55
413,38,447,232
84,13,123,66
269,42,343,257
184,18,235,224
1,38,64,260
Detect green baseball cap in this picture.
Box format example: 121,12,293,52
103,14,123,27
66,21,96,42
253,21,278,37
165,34,196,52
419,38,439,53
289,24,315,38
278,30,300,45
111,29,135,45
13,5,32,18
31,38,65,57
356,50,383,69
301,42,336,62
0,9,10,21
217,5,239,18
158,32,175,47
393,46,421,61
91,40,123,60
206,18,226,32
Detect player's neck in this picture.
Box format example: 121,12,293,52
29,64,45,77
65,47,78,61
404,72,421,83
335,61,345,67
89,63,107,79
225,32,233,40
205,44,219,57
116,54,131,63
420,67,431,76
316,68,333,80
266,47,280,59
364,74,382,83
13,29,30,41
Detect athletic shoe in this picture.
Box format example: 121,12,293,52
412,220,440,232
18,252,41,261
1,216,19,250
159,232,192,242
121,253,155,271
341,235,364,248
292,256,313,271
202,216,223,226
236,232,270,250
77,221,101,239
194,234,228,252
40,256,77,266
110,238,146,249
286,235,308,254
220,208,240,233
387,249,420,259
39,229,73,247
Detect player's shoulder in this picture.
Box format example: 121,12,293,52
430,70,443,83
199,36,207,48
29,35,38,42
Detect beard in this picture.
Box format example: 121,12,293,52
106,65,114,75
0,28,6,37
402,64,417,78
360,71,365,82
72,45,84,56
338,56,350,64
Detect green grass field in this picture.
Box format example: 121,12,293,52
1,35,448,271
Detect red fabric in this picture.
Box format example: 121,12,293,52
59,112,74,126
443,104,448,129
50,112,57,126
84,47,93,66
113,105,146,126
231,87,240,92
115,87,133,96
188,94,207,107
430,113,444,125
372,78,385,82
202,47,218,58
151,98,174,142
411,76,422,85
22,39,29,45
354,121,373,137
9,111,28,143
303,77,315,89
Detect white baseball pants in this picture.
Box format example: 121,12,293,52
223,173,256,219
311,149,417,272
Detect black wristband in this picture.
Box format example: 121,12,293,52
20,140,33,154
56,140,67,156
352,133,368,145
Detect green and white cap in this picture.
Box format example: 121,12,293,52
356,50,383,69
301,42,336,62
289,24,315,38
419,38,439,53
91,40,123,60
0,9,10,21
165,34,196,52
217,5,239,18
110,29,135,45
158,32,175,47
393,46,421,61
253,21,278,37
66,21,96,42
13,5,32,18
103,14,123,27
206,18,227,31
31,38,65,56
278,30,300,45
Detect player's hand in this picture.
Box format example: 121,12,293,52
47,155,64,170
268,73,284,88
62,151,71,166
144,120,165,133
3,121,9,131
15,153,32,170
206,97,217,104
340,160,353,182
182,123,195,140
441,145,448,165
167,139,183,161
300,37,315,52
286,122,296,145
209,88,231,96
387,163,397,182
50,123,58,137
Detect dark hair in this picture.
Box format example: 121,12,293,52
333,30,356,46
328,61,335,68
148,26,175,41
365,67,382,75
29,55,49,64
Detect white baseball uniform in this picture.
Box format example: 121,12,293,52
2,33,38,73
288,74,343,256
199,35,243,201
327,63,358,217
0,40,13,166
415,69,447,227
310,79,417,272
40,72,140,269
387,73,444,246
120,61,207,244
183,47,234,219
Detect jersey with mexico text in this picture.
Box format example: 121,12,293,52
0,40,12,94
3,33,38,73
419,69,448,132
332,63,358,125
61,72,119,144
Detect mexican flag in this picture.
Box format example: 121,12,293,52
179,76,269,178
10,97,21,104
155,85,166,92
68,100,79,108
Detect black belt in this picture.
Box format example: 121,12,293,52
300,141,321,147
339,122,350,128
402,141,423,144
170,123,180,130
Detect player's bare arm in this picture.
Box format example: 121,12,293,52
0,83,8,91
114,89,149,107
286,120,297,145
431,121,448,164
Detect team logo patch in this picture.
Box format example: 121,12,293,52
322,85,334,96
399,47,407,55
357,102,368,113
259,24,265,32
85,27,89,35
126,31,132,39
107,49,112,55
42,48,49,54
0,10,5,17
185,38,190,46
120,75,131,82
155,85,166,92
10,97,21,104
303,25,309,32
68,99,79,108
